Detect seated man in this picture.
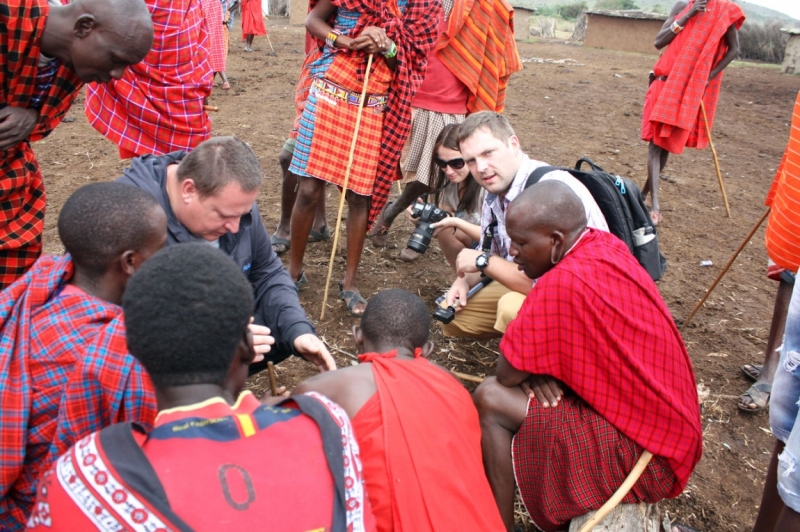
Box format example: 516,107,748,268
294,289,504,531
441,111,608,339
474,181,702,531
28,244,375,531
0,183,166,530
117,135,334,373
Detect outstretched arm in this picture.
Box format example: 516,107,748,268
0,107,39,150
708,24,740,82
653,0,705,50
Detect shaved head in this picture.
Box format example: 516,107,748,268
509,180,587,237
44,0,154,83
506,181,588,279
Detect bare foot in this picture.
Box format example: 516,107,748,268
650,210,662,225
370,202,393,247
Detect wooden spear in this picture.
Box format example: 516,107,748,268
699,100,731,218
320,54,374,320
682,208,770,329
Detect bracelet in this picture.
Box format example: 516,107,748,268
670,21,683,34
326,29,342,48
382,40,398,59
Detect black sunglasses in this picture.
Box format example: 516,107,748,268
434,157,466,170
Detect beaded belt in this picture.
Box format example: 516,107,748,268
312,78,388,107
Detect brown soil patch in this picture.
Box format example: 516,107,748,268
36,20,797,531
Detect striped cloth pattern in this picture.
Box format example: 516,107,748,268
0,255,121,530
435,0,522,113
46,316,157,472
84,0,213,157
765,90,800,272
200,0,226,72
648,0,745,150
1,0,83,288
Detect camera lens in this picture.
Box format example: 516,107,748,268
407,221,434,254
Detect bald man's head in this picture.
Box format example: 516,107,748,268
506,180,588,279
45,0,153,83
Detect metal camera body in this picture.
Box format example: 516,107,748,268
407,202,450,254
432,305,456,324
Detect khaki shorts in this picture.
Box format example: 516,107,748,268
439,281,526,338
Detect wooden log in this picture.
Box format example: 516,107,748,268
569,503,661,532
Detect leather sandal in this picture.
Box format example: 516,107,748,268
338,282,367,317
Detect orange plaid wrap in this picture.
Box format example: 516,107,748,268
305,55,393,195
765,90,800,272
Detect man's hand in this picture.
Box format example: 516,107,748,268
445,277,470,310
431,216,461,237
455,248,483,277
294,333,337,372
521,375,564,408
351,26,390,54
249,320,275,363
688,0,707,17
0,106,39,150
259,385,289,405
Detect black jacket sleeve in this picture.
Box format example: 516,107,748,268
247,204,316,356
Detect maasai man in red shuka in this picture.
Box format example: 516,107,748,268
0,183,166,531
241,0,267,51
286,0,440,316
0,0,153,289
295,289,505,531
200,0,227,78
640,0,744,224
475,181,702,532
84,0,214,159
28,244,376,532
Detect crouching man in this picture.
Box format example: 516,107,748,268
474,181,702,531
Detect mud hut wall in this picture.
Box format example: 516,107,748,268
584,14,664,55
513,8,533,40
783,35,800,75
290,0,308,25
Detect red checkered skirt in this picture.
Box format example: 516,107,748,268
0,146,45,289
512,394,677,532
304,55,393,196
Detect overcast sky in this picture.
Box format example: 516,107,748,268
742,0,800,20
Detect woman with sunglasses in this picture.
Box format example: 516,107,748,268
401,124,483,268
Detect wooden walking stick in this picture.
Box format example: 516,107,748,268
267,361,278,396
320,54,375,321
682,208,771,329
577,450,654,532
700,100,731,218
266,33,275,53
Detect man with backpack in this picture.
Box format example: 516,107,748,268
439,112,608,339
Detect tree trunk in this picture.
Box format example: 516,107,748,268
568,502,662,532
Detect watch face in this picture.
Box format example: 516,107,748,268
477,254,489,269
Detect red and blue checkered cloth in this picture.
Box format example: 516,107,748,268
46,316,158,472
0,255,121,530
84,0,214,157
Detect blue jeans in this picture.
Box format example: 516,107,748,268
770,283,800,511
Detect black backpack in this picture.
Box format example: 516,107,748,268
525,158,667,281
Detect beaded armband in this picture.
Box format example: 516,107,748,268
326,29,342,48
382,40,398,59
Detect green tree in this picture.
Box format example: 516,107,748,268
594,0,639,10
557,1,588,20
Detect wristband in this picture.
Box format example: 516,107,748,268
326,29,342,48
382,40,398,59
670,21,683,34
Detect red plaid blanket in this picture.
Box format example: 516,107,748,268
0,255,121,529
1,0,82,287
501,230,703,496
200,0,227,72
649,0,745,149
84,0,213,156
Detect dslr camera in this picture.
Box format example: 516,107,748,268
407,202,450,254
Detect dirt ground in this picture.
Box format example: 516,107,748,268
34,19,800,531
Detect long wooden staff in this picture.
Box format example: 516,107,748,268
682,208,770,329
577,451,654,532
700,100,731,218
320,54,375,321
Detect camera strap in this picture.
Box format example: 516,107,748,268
482,211,497,253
